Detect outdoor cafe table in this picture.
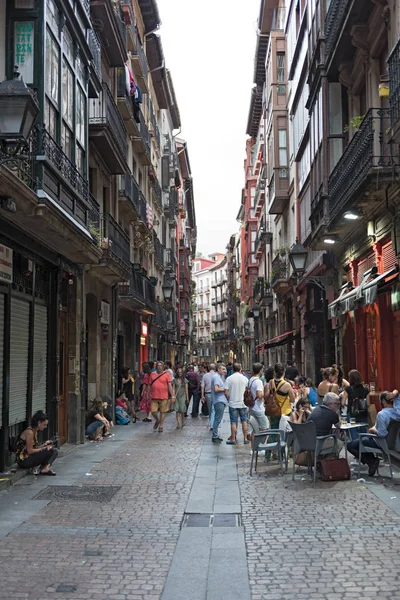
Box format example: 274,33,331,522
334,423,369,461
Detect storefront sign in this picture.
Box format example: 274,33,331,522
14,22,34,84
100,301,110,325
0,244,13,284
141,322,148,337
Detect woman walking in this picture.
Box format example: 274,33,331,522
173,367,189,429
139,362,152,422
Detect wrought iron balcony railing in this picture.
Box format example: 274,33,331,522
119,173,147,224
103,214,130,268
147,96,161,148
88,193,101,231
133,27,149,80
152,175,162,208
89,82,128,158
328,108,400,224
324,0,351,62
164,248,177,273
388,38,400,133
271,255,290,287
138,110,151,157
119,266,156,311
88,29,101,81
153,233,165,268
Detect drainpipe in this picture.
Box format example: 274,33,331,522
148,60,165,75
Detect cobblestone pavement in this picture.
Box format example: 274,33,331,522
0,415,207,600
1,413,400,600
235,445,400,600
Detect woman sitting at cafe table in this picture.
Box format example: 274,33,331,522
16,410,59,476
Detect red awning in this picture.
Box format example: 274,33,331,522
264,330,296,349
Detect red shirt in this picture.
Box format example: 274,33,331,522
116,397,127,409
150,371,171,400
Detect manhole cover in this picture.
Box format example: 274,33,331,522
33,485,121,503
182,513,241,528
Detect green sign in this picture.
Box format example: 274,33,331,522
14,22,34,84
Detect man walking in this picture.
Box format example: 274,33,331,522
150,361,174,433
186,365,201,418
224,363,249,445
211,364,227,443
202,363,216,430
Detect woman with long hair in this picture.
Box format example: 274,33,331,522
16,411,58,475
317,367,339,404
121,367,136,423
85,397,109,440
173,366,189,429
139,362,152,422
264,363,295,429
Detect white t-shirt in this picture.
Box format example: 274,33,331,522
249,376,264,413
224,372,248,408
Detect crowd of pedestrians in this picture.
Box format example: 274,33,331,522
13,358,400,479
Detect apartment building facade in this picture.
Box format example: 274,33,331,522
191,255,222,361
0,0,195,471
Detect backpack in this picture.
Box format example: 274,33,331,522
348,385,368,418
115,406,130,425
243,379,256,408
265,380,286,418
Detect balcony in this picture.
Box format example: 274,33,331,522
211,298,217,306
118,173,147,225
89,83,128,174
87,29,102,98
153,234,165,270
254,177,266,217
147,96,161,149
388,38,400,144
324,0,351,64
328,108,400,227
212,331,228,341
92,213,130,282
164,248,177,274
90,0,127,67
254,277,273,307
119,266,156,314
255,218,273,259
131,27,149,92
271,254,291,294
116,68,139,135
155,302,168,330
203,320,210,327
150,172,162,209
120,0,136,52
268,168,289,214
132,110,151,166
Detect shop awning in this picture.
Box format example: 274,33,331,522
263,329,297,349
328,265,399,319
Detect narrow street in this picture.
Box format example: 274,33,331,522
1,414,400,600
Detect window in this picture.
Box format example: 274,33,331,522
63,27,74,65
278,129,288,167
277,52,285,82
47,0,60,34
45,100,57,139
46,31,59,105
62,60,74,127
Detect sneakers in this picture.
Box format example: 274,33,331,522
226,440,237,445
212,437,222,444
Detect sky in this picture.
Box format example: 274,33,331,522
159,0,261,256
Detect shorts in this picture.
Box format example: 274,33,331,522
229,406,248,424
151,399,169,413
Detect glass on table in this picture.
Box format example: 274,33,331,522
350,418,356,425
340,416,347,426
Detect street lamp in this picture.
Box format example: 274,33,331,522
252,304,260,319
288,240,309,278
244,319,250,334
162,279,174,303
0,66,39,162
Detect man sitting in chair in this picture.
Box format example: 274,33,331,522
307,392,343,455
347,391,400,476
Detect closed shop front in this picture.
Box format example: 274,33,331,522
0,244,54,472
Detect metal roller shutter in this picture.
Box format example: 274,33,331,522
32,304,48,415
9,298,30,425
0,295,4,429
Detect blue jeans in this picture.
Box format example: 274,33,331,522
212,402,225,439
86,421,103,436
205,393,214,428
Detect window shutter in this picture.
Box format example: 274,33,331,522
382,241,397,272
161,155,170,190
9,298,30,425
